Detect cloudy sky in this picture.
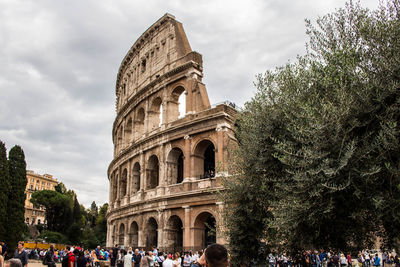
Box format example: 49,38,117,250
0,0,379,207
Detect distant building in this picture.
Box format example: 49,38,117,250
25,170,58,225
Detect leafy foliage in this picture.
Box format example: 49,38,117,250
0,141,10,238
224,0,400,258
6,145,27,251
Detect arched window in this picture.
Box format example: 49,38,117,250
168,86,186,122
149,97,162,130
167,148,184,184
193,140,215,179
119,223,125,246
129,221,139,248
147,155,159,189
165,215,183,252
132,162,140,194
135,107,145,139
125,117,133,144
146,217,158,248
193,212,216,250
120,169,127,197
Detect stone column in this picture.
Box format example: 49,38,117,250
183,135,192,180
215,126,225,171
182,205,191,250
127,160,132,201
216,202,226,245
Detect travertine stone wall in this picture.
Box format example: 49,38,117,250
106,14,237,251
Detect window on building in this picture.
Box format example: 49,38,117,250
37,180,39,183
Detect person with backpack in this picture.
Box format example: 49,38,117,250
43,246,56,267
373,254,381,267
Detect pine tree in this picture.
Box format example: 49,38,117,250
0,141,10,239
6,145,27,250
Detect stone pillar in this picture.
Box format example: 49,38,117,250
127,161,132,201
139,152,145,190
216,202,226,245
216,126,225,171
182,205,191,250
183,135,192,180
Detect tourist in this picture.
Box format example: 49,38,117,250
182,252,191,267
76,251,87,267
155,252,164,266
197,243,228,267
340,254,347,267
374,254,381,267
44,245,56,267
13,242,28,267
140,251,151,267
5,259,22,267
0,245,3,267
162,254,174,267
172,253,181,267
133,249,142,267
124,250,133,267
1,242,7,258
117,250,125,267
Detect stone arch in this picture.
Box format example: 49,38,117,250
125,117,133,144
165,215,183,252
149,97,163,129
118,223,125,246
131,162,140,194
129,221,139,248
145,217,158,249
167,147,184,184
168,86,186,121
117,127,123,151
120,168,127,198
193,211,217,250
193,139,216,179
112,173,118,202
135,107,145,139
147,155,159,189
112,225,116,245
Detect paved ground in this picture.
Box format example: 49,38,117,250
28,260,61,267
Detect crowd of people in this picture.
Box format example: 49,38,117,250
2,240,400,267
263,250,399,267
0,242,229,267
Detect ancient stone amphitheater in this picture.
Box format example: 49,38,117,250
106,14,237,252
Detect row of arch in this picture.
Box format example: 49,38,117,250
115,86,186,153
111,212,216,251
111,139,215,202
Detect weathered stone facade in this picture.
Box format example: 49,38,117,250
106,13,236,251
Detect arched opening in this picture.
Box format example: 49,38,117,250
118,223,125,246
129,221,139,248
111,173,118,202
146,217,158,249
194,140,216,179
167,148,184,184
135,108,145,139
114,174,119,201
112,225,116,245
125,117,133,145
168,86,186,122
117,127,123,151
165,215,183,252
147,155,159,189
120,169,127,198
149,97,162,130
132,162,140,194
193,212,216,250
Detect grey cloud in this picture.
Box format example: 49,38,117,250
0,0,379,206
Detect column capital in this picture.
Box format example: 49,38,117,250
182,205,190,210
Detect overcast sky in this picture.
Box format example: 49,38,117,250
0,0,379,207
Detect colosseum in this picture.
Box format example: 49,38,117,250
106,13,237,252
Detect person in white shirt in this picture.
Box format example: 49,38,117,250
162,255,174,267
124,251,133,267
182,252,191,267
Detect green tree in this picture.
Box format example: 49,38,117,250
30,190,71,232
6,145,27,250
0,141,10,238
93,203,108,246
226,0,400,254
